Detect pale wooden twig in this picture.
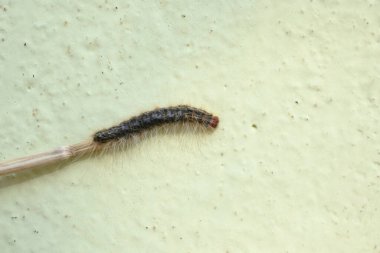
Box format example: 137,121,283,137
0,142,96,176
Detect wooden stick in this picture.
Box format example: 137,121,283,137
0,142,96,176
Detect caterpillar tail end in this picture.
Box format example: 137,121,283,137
209,116,219,128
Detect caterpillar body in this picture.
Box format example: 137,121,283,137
93,105,219,143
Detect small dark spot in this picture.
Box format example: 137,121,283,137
295,100,299,104
11,216,18,220
115,6,118,10
24,42,27,47
33,230,39,234
32,108,38,117
181,14,186,18
251,124,257,129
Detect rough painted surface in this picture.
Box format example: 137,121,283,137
0,1,379,252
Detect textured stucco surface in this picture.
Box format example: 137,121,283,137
0,1,380,252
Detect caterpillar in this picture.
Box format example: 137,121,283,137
94,105,219,143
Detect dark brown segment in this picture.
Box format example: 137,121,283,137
93,105,218,143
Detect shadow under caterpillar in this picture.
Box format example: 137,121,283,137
0,105,219,176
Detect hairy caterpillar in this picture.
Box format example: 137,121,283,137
94,105,219,143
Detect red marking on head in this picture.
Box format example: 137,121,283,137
209,116,219,128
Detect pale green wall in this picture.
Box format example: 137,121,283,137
0,1,379,252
